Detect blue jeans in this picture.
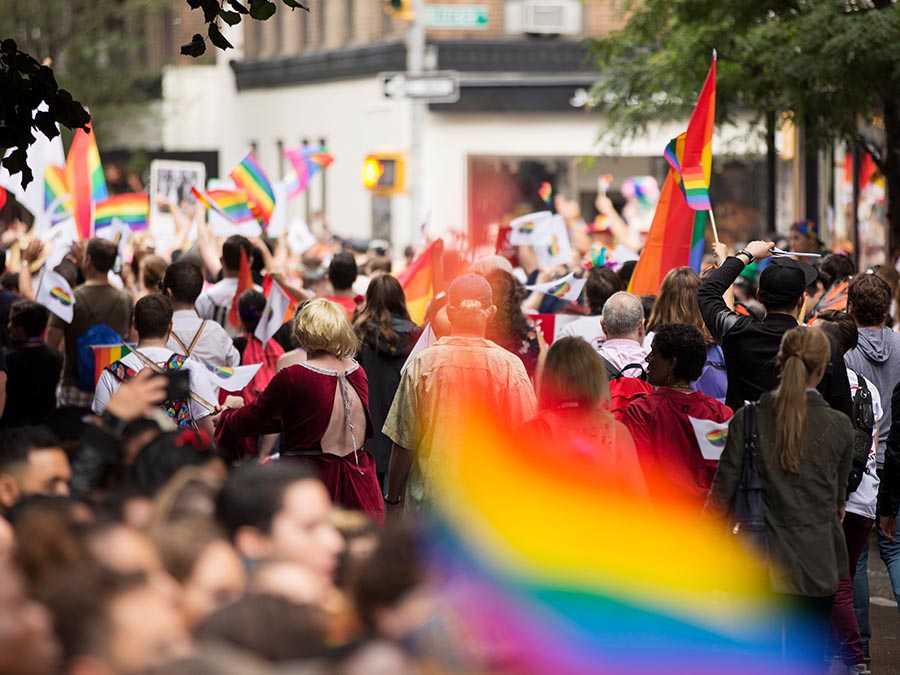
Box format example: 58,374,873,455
877,515,900,606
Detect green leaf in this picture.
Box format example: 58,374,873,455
219,9,242,25
180,33,207,57
208,23,234,50
281,0,309,10
228,0,250,13
249,0,277,20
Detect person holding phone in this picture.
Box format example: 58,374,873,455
91,294,219,435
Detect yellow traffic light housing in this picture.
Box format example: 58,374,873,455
384,0,414,21
362,153,405,195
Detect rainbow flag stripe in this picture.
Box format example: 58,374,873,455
398,239,443,325
94,192,149,231
549,280,571,298
66,127,108,239
428,406,824,674
230,153,275,225
44,165,71,221
92,343,132,385
49,286,74,306
682,167,711,210
207,189,256,223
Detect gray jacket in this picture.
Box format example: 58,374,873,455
708,391,852,597
845,326,900,465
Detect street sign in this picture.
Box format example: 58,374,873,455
424,4,489,29
379,71,461,104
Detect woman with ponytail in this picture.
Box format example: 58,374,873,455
708,326,853,654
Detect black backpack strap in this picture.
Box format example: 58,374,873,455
598,355,622,380
618,363,648,381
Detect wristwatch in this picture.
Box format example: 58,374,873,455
735,249,754,264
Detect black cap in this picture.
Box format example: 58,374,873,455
757,257,818,308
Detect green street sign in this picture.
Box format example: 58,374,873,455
424,5,489,29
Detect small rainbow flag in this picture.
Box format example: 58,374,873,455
94,192,149,231
44,165,71,223
212,366,235,378
92,343,132,385
549,280,571,298
705,428,728,447
230,153,275,225
398,239,444,325
49,286,74,306
538,181,552,205
207,189,256,223
66,126,108,239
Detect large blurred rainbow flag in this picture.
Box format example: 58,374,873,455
65,126,108,239
230,153,275,226
427,405,824,674
44,165,71,224
397,239,443,325
94,192,149,231
629,55,716,294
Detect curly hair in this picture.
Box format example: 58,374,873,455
848,273,892,327
484,269,531,348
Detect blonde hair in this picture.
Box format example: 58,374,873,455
292,298,359,359
647,267,712,342
774,327,830,473
540,337,610,409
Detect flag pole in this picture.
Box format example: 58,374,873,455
708,207,720,245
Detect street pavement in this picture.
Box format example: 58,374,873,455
867,538,898,674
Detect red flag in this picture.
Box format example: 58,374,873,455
228,248,253,329
0,187,7,212
65,126,107,240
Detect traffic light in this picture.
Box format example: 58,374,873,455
384,0,414,21
362,153,405,195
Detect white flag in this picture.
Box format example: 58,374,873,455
509,210,552,246
203,363,262,392
534,214,573,269
402,322,436,373
254,281,291,345
525,271,586,303
36,269,75,323
688,416,731,461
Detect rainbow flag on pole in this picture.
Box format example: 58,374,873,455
207,189,256,223
94,192,149,231
398,239,443,325
284,146,334,197
230,153,276,226
92,343,132,385
66,126,107,239
664,53,716,211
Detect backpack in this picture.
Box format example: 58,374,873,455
76,324,125,392
729,401,768,559
599,356,653,420
107,352,194,428
847,369,875,494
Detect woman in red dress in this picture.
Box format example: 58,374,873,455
215,299,384,522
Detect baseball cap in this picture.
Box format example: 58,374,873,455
757,257,817,308
447,274,493,308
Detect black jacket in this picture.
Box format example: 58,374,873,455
699,257,853,415
881,382,900,517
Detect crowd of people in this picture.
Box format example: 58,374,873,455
0,191,897,675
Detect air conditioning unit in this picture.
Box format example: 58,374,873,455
505,0,583,36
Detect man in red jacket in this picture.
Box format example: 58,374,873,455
622,323,733,501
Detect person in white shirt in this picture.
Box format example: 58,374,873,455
162,260,240,368
596,291,649,375
195,235,255,338
558,267,623,349
92,294,219,435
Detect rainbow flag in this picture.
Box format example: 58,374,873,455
538,181,552,205
230,153,275,225
92,343,132,385
628,171,707,294
207,189,256,223
94,192,149,231
66,126,108,239
427,403,825,675
44,165,71,223
397,239,443,325
284,146,333,197
664,54,716,211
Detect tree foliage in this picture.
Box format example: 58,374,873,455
1,0,308,187
591,0,900,150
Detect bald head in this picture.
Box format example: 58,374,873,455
601,292,645,341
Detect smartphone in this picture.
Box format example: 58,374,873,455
164,370,191,401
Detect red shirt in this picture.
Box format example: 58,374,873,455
217,362,371,457
323,294,362,320
621,387,732,500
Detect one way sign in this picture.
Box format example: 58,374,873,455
379,71,460,104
